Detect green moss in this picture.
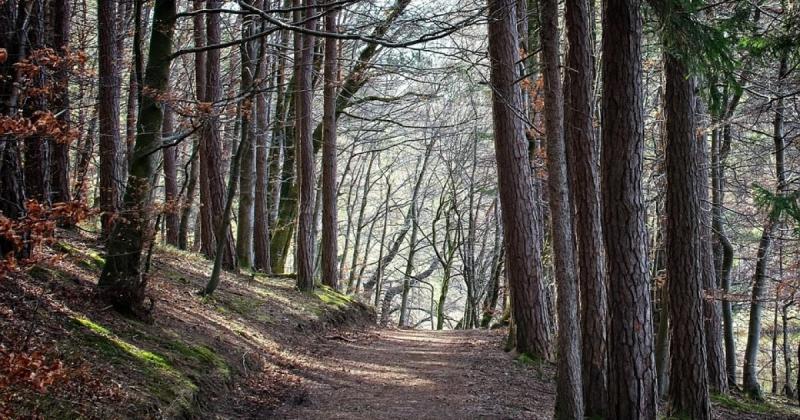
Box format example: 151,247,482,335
711,393,779,414
55,242,106,270
72,316,170,370
315,285,353,308
515,352,547,378
70,316,199,416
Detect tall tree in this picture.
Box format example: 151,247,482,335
98,0,177,314
49,0,72,205
743,51,789,400
236,3,258,269
253,29,273,273
0,0,30,256
486,0,552,360
539,0,583,416
162,105,180,246
601,0,656,416
320,1,339,289
564,0,608,414
97,0,122,235
199,0,236,269
294,0,317,291
663,50,711,419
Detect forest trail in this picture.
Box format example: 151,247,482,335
272,329,555,419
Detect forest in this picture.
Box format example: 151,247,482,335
0,0,799,418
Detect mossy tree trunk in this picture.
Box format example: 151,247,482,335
98,0,177,315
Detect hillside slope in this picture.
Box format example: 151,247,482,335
0,229,373,419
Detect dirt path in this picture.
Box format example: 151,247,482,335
272,329,555,419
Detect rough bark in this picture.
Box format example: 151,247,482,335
199,0,236,270
600,0,656,416
564,0,608,414
320,2,339,289
49,0,72,205
539,0,583,416
664,52,710,420
253,35,273,272
487,0,552,360
97,0,122,235
98,0,177,315
294,0,317,291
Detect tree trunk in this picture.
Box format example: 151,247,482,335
564,0,608,414
199,0,236,270
22,0,50,206
0,0,30,256
601,0,656,416
253,32,273,273
236,5,257,269
487,0,552,360
97,0,123,235
743,53,788,400
294,0,317,291
162,105,180,246
49,0,72,205
664,52,710,420
98,0,177,315
539,0,583,416
320,2,339,289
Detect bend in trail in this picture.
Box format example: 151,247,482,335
272,329,554,419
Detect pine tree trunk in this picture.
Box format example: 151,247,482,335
664,52,711,420
601,0,656,416
199,0,236,270
486,0,552,360
320,2,339,289
49,0,72,205
539,0,583,416
97,0,122,236
294,0,317,291
564,0,607,414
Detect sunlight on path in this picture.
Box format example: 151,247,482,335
273,329,554,419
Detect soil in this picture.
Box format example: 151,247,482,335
272,329,555,420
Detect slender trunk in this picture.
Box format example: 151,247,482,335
539,0,583,415
321,2,339,289
236,6,257,269
178,138,199,250
347,153,376,293
373,176,392,306
162,105,179,245
199,0,236,269
564,0,607,413
253,31,274,272
97,0,122,235
743,53,788,400
294,0,317,291
49,0,72,205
